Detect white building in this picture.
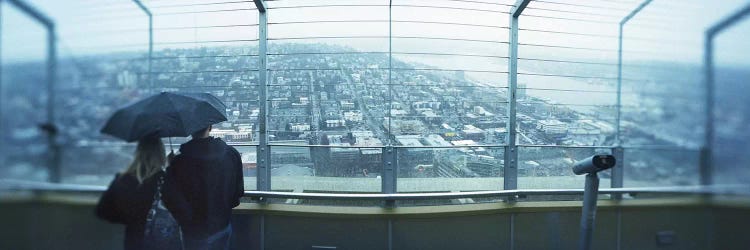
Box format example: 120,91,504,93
343,111,363,122
210,129,253,142
351,73,361,82
299,97,309,105
395,135,424,147
423,134,452,147
325,119,346,128
340,100,356,110
537,119,568,136
289,123,311,132
473,106,493,116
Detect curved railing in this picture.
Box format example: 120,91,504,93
3,179,747,202
1,0,749,202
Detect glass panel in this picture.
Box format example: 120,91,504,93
391,1,511,147
32,0,149,54
518,146,612,189
59,144,258,189
267,2,389,148
149,1,261,131
270,145,382,193
397,146,505,192
60,145,135,185
0,2,50,181
618,0,750,187
4,0,749,196
517,3,619,147
623,148,700,187
23,0,261,183
619,0,747,148
234,145,258,191
27,0,150,185
713,17,750,185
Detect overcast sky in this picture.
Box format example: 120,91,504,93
2,0,749,68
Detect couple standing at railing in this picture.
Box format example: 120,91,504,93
95,92,244,250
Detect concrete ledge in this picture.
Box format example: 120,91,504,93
1,192,727,217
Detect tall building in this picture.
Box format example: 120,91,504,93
517,82,527,100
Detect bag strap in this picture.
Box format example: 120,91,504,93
146,172,165,224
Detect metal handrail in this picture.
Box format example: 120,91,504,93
244,186,747,200
2,180,746,201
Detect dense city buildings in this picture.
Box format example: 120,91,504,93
2,43,717,186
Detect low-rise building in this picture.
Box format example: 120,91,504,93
343,111,363,122
537,119,568,136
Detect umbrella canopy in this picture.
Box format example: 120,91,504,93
101,92,227,142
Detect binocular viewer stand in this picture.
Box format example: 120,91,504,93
573,155,616,250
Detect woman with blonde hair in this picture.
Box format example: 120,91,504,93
96,136,179,250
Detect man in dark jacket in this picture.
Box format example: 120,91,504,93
163,125,244,250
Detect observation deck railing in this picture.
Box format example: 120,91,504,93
1,0,749,201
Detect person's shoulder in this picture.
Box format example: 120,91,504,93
210,136,230,146
168,155,190,171
171,152,187,161
212,137,239,154
225,145,241,159
227,144,240,155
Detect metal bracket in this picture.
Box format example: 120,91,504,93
611,146,624,199
253,0,267,13
383,146,397,207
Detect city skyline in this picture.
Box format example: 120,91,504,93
1,0,748,191
2,42,724,188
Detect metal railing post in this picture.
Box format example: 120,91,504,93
702,3,750,186
505,0,531,192
254,0,270,192
387,0,393,146
47,17,59,183
611,146,624,199
383,146,397,207
614,0,652,191
253,2,269,250
6,0,59,182
0,2,3,168
383,0,397,208
701,32,714,186
132,0,152,92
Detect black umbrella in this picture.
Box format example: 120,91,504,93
101,92,227,143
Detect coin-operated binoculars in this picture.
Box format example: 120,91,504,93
572,154,616,250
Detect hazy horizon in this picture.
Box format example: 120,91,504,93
1,0,749,66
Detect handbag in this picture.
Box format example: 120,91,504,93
143,173,183,250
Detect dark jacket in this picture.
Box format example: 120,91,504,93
162,137,244,239
95,172,162,250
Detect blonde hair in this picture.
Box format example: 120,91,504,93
125,137,166,183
